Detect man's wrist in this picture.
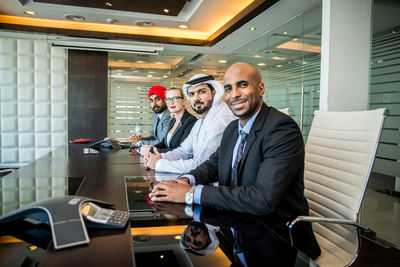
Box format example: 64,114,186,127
184,205,194,217
184,186,196,205
180,177,190,184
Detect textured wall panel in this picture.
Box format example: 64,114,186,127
18,118,34,132
19,133,35,147
0,37,68,167
18,102,33,117
1,86,17,101
17,86,34,101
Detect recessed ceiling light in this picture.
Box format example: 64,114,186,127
147,74,153,77
64,14,85,22
283,32,288,35
162,75,168,78
277,65,282,67
117,73,122,76
179,24,189,29
106,18,116,24
105,2,113,7
136,60,145,63
23,11,36,15
218,60,227,63
136,21,154,27
292,38,298,41
148,71,155,74
163,9,170,13
392,30,397,34
174,235,181,240
257,63,266,66
254,55,261,58
132,70,139,72
271,56,286,60
219,46,225,49
249,27,256,31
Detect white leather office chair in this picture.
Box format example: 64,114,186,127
288,108,387,267
278,107,292,116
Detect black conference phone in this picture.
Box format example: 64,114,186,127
90,138,123,151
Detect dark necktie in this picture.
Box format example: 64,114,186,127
155,116,160,138
231,130,248,187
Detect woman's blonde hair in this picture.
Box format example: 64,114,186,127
166,87,184,98
166,87,185,118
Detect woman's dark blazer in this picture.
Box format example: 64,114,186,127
155,110,197,153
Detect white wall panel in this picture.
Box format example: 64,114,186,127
1,86,17,100
18,102,33,117
17,86,33,101
0,36,68,167
35,118,50,132
51,118,66,132
35,86,50,101
18,118,34,132
1,102,17,117
1,133,18,147
17,71,33,85
18,55,34,69
51,103,66,117
2,148,18,162
51,133,66,148
35,103,50,117
34,56,50,71
1,70,17,85
1,118,17,132
17,39,33,54
19,133,35,147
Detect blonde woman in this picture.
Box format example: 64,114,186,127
140,87,196,155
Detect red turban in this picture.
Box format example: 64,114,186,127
148,85,167,100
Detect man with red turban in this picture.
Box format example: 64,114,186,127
130,85,171,147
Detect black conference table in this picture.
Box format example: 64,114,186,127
0,145,316,267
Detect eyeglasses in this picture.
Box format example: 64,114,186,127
165,96,183,103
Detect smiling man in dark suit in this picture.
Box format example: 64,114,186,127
149,62,320,259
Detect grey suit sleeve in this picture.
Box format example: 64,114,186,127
141,113,171,146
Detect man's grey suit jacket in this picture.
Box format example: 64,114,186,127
141,109,171,146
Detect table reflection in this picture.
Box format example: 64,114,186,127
127,175,318,267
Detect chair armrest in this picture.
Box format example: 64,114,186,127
287,216,369,231
286,216,370,247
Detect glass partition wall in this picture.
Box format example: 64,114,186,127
360,0,400,248
107,6,322,141
233,7,322,141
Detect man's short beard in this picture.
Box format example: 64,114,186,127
233,108,253,119
193,99,213,115
152,104,167,113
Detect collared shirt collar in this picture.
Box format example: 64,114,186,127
238,106,262,135
158,110,165,120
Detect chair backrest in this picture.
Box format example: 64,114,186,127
278,107,292,115
304,108,386,266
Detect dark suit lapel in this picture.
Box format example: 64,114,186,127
170,120,181,141
237,104,269,181
222,123,239,185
